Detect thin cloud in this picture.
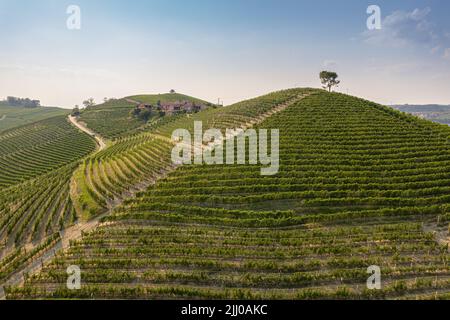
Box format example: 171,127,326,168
444,48,450,60
430,45,441,54
322,60,338,69
363,61,424,74
362,7,438,48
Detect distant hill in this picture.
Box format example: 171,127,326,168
0,105,70,132
392,104,450,125
78,93,212,140
392,104,450,113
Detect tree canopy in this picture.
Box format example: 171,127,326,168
4,96,40,108
82,98,96,108
71,105,80,116
320,71,340,92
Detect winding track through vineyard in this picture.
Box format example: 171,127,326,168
0,115,99,297
68,116,107,151
0,89,313,298
0,117,108,294
71,89,313,220
4,90,450,300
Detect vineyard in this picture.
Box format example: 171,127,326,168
71,134,174,219
0,105,69,133
78,93,211,140
0,116,96,189
154,88,315,138
71,89,314,220
0,115,97,286
5,91,450,299
77,99,143,140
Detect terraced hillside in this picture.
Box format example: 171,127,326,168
71,134,175,219
0,116,96,189
77,99,142,140
0,116,97,286
8,92,450,299
0,163,79,247
72,89,314,220
78,93,211,140
0,105,69,133
153,89,313,137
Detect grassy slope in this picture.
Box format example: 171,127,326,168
127,93,211,105
0,105,69,132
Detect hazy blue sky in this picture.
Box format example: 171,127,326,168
1,0,450,107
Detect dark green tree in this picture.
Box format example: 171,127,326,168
320,71,340,92
71,105,80,116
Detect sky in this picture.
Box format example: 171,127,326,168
1,0,450,108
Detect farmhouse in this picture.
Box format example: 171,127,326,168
137,103,152,110
132,100,207,119
160,101,205,114
159,101,206,115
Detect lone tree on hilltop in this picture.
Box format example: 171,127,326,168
170,89,176,94
320,71,340,92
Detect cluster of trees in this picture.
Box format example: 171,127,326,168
83,98,95,108
131,100,165,121
131,107,154,121
4,96,41,108
71,106,80,116
72,98,97,116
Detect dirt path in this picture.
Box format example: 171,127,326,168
68,115,107,151
0,115,6,121
423,222,450,249
125,98,141,105
0,117,109,299
0,210,110,299
0,94,310,299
